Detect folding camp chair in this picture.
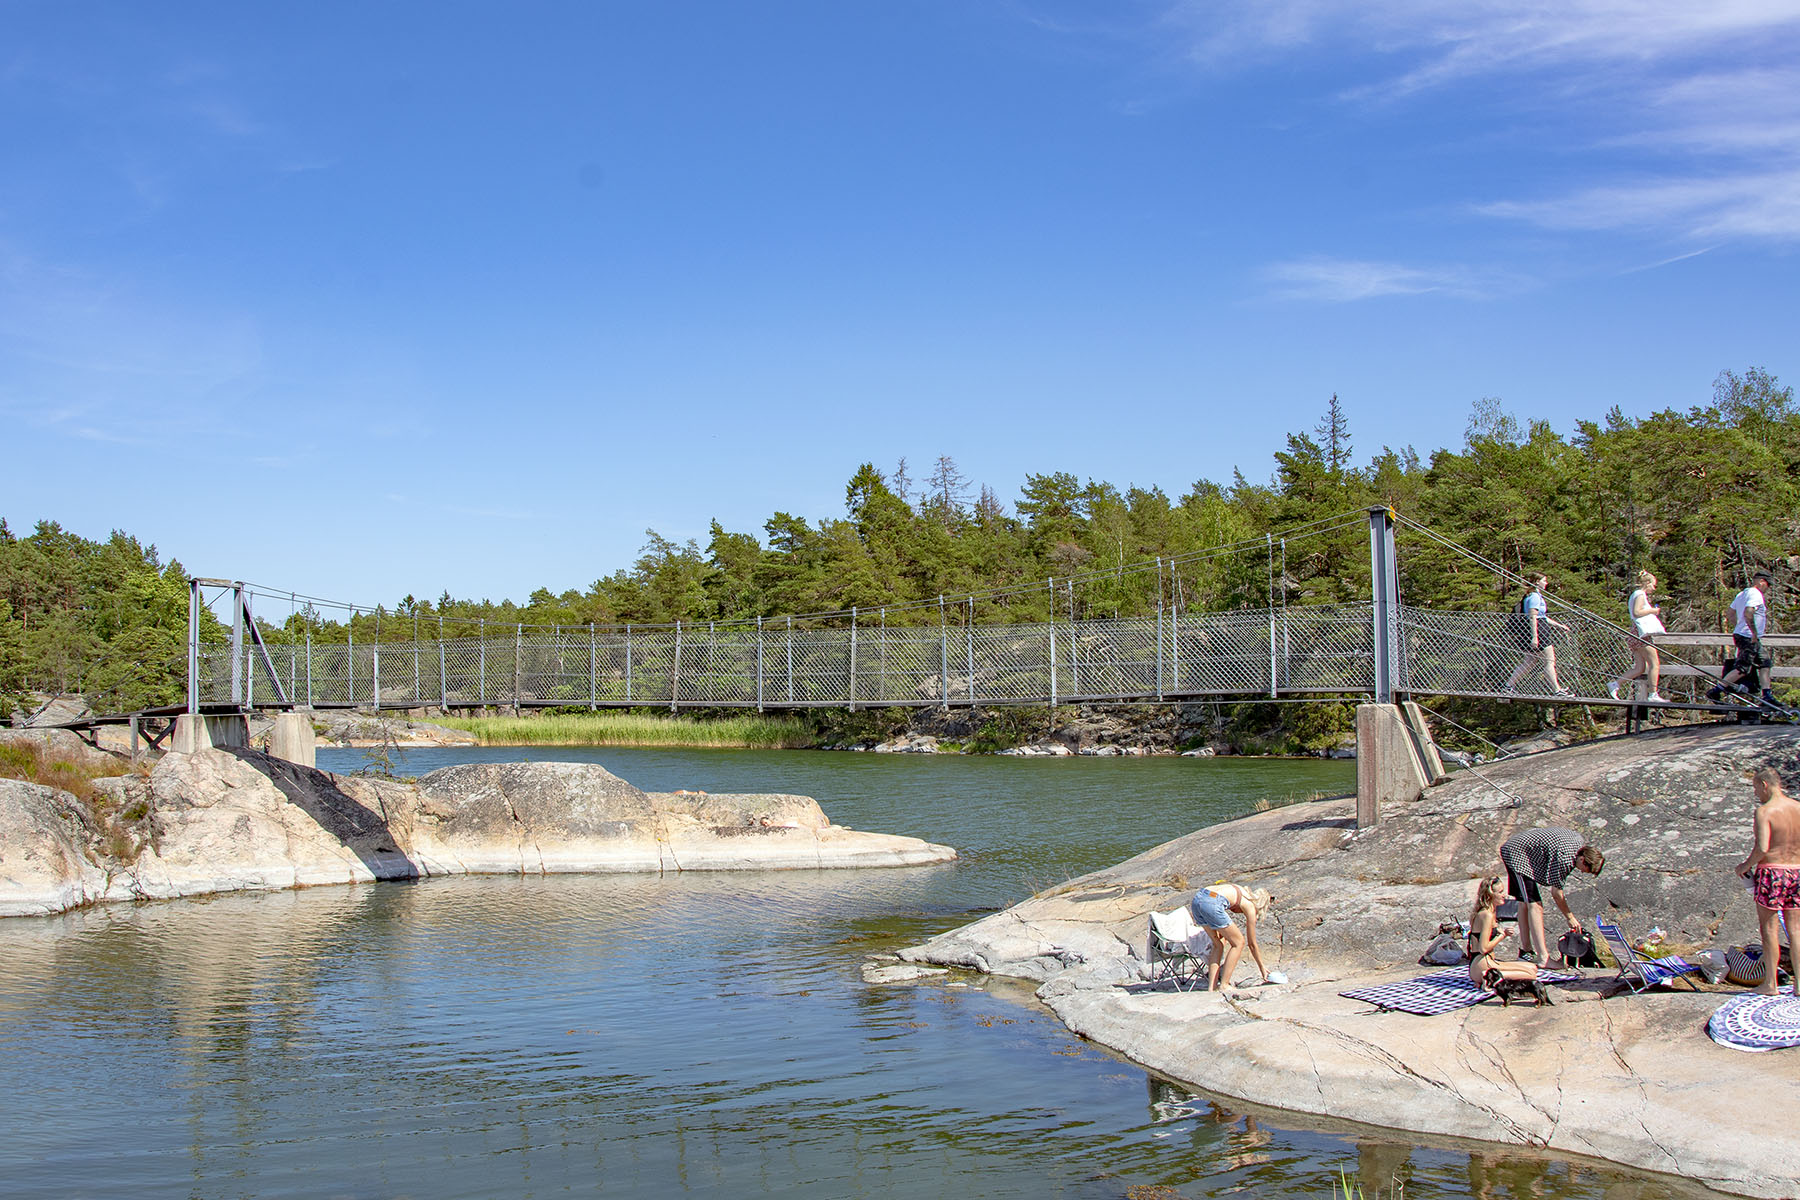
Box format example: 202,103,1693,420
1147,906,1214,992
1593,917,1701,993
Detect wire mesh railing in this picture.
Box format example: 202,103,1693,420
188,603,1390,710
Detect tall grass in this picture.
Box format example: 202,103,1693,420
438,712,815,748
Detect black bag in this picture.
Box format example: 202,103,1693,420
1556,929,1602,968
1495,899,1521,922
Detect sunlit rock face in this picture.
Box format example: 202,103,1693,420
0,750,955,918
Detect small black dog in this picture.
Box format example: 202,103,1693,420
1483,968,1554,1007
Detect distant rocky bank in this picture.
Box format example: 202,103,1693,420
0,731,954,918
900,723,1800,1198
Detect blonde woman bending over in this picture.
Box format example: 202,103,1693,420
1610,570,1666,703
1187,882,1275,990
1467,877,1538,989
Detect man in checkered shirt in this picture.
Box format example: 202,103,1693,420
1499,826,1605,963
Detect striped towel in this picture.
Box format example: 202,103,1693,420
1341,967,1580,1016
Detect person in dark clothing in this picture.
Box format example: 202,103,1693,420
1498,827,1604,961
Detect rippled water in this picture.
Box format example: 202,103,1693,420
0,748,1721,1198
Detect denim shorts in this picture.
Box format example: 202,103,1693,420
1189,890,1233,929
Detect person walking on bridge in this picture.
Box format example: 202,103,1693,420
1505,574,1574,699
1711,571,1776,708
1735,766,1800,995
1497,827,1604,963
1610,570,1666,704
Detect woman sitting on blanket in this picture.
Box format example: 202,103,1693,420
1188,882,1274,990
1468,876,1539,989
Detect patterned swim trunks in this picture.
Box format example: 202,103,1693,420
1753,864,1800,911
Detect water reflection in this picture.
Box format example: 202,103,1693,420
0,750,1742,1199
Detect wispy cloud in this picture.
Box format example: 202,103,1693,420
1149,1,1800,242
1261,256,1504,302
1162,2,1800,90
1480,170,1800,239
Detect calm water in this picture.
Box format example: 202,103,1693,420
0,748,1717,1199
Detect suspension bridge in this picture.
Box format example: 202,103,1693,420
43,507,1783,726
26,506,1788,825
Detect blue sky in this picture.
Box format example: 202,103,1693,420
4,1,1798,612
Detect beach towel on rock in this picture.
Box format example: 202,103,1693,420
1707,993,1800,1053
1340,967,1580,1016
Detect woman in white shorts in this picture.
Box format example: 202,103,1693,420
1610,570,1665,703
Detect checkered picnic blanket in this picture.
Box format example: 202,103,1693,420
1340,967,1581,1015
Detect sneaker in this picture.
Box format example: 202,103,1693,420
1519,951,1540,964
1707,686,1724,702
1647,692,1666,704
1606,680,1620,699
1553,688,1576,699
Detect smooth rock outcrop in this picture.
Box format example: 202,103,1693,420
902,724,1800,1198
1,751,956,917
0,779,115,916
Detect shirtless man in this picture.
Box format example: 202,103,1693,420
1734,765,1800,995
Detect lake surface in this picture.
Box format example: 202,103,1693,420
0,747,1718,1199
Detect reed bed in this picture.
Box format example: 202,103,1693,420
438,712,815,748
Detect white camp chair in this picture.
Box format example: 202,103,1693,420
1147,906,1215,992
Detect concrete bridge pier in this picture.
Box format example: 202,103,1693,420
268,713,317,768
170,713,249,755
1355,702,1446,827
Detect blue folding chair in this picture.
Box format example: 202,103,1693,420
1594,917,1700,993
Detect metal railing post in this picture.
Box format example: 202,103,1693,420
625,625,633,703
965,597,975,706
478,618,486,707
438,619,447,708
412,618,420,706
1268,534,1278,698
1155,558,1165,701
672,621,682,711
372,640,381,712
231,585,245,708
1047,578,1058,705
939,596,949,711
849,606,858,712
1368,506,1401,703
756,616,764,710
514,623,523,709
786,616,794,703
1067,581,1079,696
347,617,355,706
589,622,597,709
305,630,313,707
187,579,200,714
1170,581,1180,693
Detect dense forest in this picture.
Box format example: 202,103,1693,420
3,368,1795,720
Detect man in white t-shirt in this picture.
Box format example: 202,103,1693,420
1712,571,1773,703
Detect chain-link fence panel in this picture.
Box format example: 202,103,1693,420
1400,606,1636,700
1061,616,1160,700
1274,604,1375,692
855,625,946,705
787,627,851,705
1168,610,1275,695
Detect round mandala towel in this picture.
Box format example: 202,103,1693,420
1708,994,1800,1051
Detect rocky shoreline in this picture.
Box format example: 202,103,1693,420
0,732,955,919
899,724,1800,1199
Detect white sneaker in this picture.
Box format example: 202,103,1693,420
1647,692,1666,703
1606,680,1620,699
